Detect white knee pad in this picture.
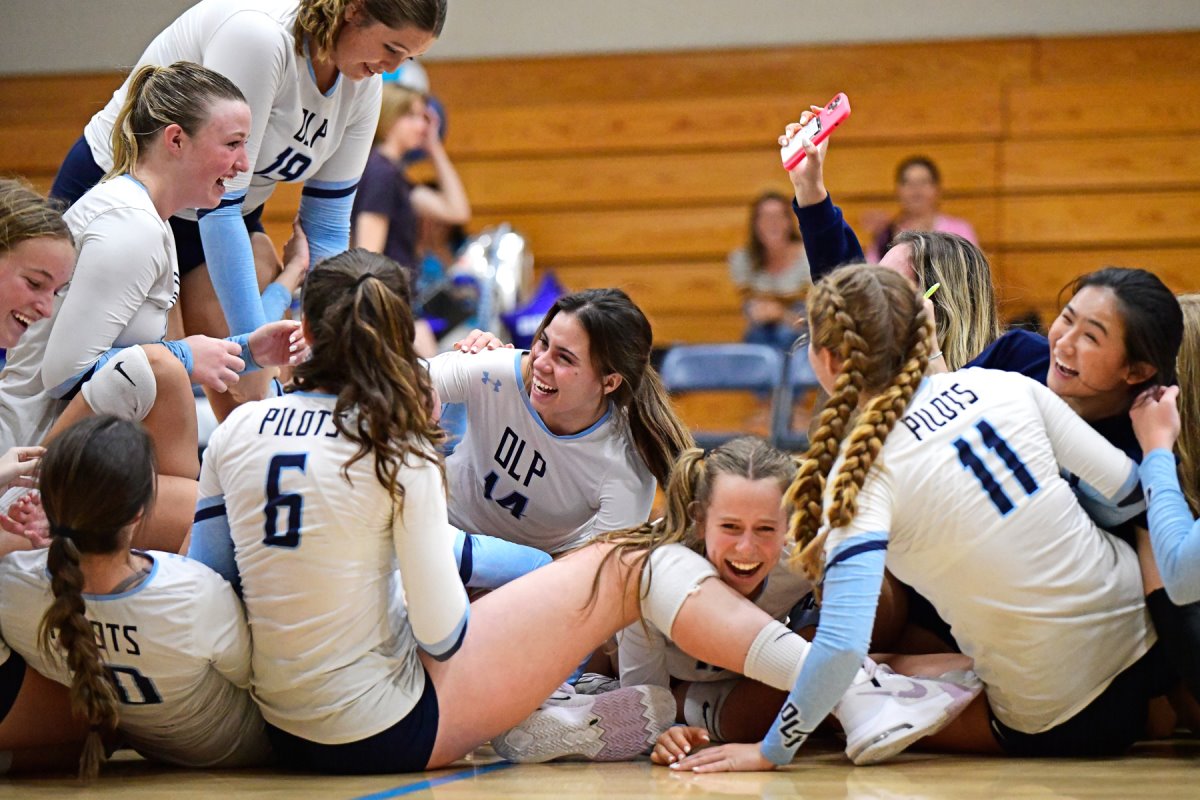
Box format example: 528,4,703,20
81,346,158,421
640,544,718,637
683,677,740,742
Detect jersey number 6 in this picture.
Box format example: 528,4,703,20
264,453,309,547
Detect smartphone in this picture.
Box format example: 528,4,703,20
780,93,851,170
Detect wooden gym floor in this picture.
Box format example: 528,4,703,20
4,738,1198,799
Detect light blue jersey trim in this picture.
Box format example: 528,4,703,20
82,552,159,601
304,42,341,98
512,350,613,440
291,390,337,399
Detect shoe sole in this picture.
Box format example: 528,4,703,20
847,679,982,766
492,685,675,763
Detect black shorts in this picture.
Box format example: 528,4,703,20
0,650,27,723
988,643,1162,757
266,672,440,774
50,135,266,276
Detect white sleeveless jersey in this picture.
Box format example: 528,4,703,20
823,368,1153,733
617,550,813,687
430,349,656,553
199,391,466,744
0,176,176,450
0,550,269,767
83,0,380,219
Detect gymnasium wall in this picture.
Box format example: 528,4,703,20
1,31,1199,345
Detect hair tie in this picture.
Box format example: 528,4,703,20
50,524,80,539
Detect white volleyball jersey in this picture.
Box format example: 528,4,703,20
0,550,269,767
0,175,176,450
83,0,381,219
618,550,812,687
429,350,657,553
823,368,1153,733
198,391,466,743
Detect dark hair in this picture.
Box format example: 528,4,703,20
895,155,941,186
1062,267,1183,388
107,61,246,180
531,289,694,486
38,416,157,780
290,248,443,501
746,191,801,272
296,0,448,61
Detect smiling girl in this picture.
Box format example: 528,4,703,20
0,62,305,551
51,0,447,409
428,288,694,554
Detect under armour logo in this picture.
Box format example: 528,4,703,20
113,361,136,386
481,371,501,393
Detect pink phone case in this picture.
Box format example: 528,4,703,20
780,93,851,170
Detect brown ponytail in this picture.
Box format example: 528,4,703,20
291,249,444,504
37,416,157,780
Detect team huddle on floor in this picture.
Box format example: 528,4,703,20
0,0,1198,780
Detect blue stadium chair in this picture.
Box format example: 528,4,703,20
659,343,784,451
771,351,822,452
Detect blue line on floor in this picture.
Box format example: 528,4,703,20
351,761,514,799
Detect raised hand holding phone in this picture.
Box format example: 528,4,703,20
779,93,851,170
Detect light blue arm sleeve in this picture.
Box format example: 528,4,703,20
298,179,358,267
198,195,266,335
1141,449,1200,605
761,533,886,765
188,494,242,597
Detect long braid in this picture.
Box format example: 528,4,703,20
39,535,119,780
786,288,868,570
786,266,932,584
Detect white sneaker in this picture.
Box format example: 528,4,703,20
836,664,982,766
573,672,621,695
491,685,675,763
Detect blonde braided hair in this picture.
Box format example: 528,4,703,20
787,265,932,583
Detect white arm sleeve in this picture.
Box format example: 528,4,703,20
1029,379,1138,499
201,10,290,196
394,454,469,658
42,209,168,390
427,351,474,404
616,620,672,688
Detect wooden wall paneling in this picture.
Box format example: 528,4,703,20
0,73,119,126
1008,80,1200,137
450,141,999,213
549,261,741,315
1003,135,1200,192
995,247,1200,315
1001,191,1200,248
446,87,1003,159
1033,33,1200,84
426,39,1035,108
0,126,82,175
